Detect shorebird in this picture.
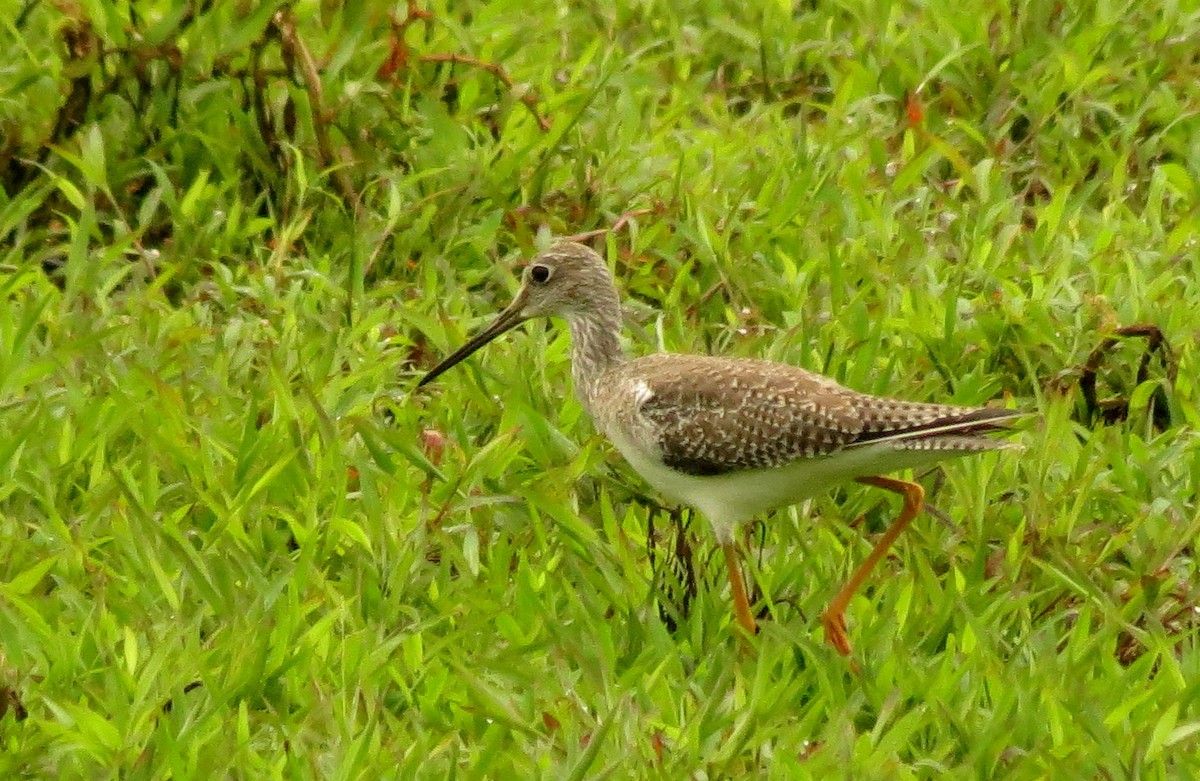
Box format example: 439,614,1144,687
417,241,1022,655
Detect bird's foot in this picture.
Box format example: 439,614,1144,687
821,609,853,656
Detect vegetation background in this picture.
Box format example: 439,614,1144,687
1,0,1198,777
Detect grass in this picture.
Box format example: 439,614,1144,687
2,0,1199,777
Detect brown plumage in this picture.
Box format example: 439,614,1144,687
617,353,1018,476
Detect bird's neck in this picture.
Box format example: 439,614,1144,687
566,305,626,409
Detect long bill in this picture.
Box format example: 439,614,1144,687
417,291,529,387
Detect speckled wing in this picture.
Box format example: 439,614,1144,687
627,354,1018,476
627,354,864,476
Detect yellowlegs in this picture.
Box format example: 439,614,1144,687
418,241,1022,655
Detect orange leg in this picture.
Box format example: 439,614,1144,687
821,476,925,656
722,542,758,635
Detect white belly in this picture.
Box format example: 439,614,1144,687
603,426,958,543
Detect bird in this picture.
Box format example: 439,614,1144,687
417,240,1022,655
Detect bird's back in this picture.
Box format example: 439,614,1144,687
592,352,1020,478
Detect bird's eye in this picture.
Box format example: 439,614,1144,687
529,264,552,284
